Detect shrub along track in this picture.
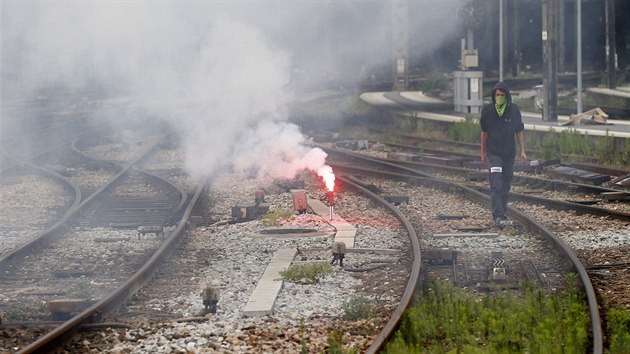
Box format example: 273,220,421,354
57,147,605,353
3,141,610,353
324,147,604,353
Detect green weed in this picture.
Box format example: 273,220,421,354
419,71,450,97
448,115,480,143
606,307,630,354
342,295,377,321
279,263,333,284
260,207,295,227
383,279,589,353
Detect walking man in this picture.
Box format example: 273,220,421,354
480,81,527,227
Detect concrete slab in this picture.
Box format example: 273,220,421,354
242,248,296,317
307,196,357,249
307,198,330,215
335,229,356,238
329,221,356,232
334,237,355,248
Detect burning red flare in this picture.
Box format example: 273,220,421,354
317,165,335,192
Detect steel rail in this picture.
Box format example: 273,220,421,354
0,163,82,269
338,175,421,354
361,152,630,197
325,147,603,354
17,174,209,354
0,136,173,270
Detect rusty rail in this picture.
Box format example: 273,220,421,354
325,147,603,354
16,175,207,354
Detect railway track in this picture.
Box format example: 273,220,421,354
325,140,630,218
35,146,607,353
0,130,200,353
323,147,603,352
0,123,621,352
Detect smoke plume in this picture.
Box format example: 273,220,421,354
1,2,465,180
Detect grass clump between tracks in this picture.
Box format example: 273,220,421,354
279,263,333,284
447,115,481,143
341,295,377,321
606,307,630,353
383,278,590,353
260,207,295,227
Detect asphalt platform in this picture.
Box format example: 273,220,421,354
360,88,630,139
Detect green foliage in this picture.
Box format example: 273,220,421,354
4,307,25,320
541,128,560,160
447,115,481,143
402,113,418,133
327,329,358,354
616,142,630,166
341,295,377,321
596,130,616,164
378,128,403,144
558,129,592,160
343,96,373,116
260,207,294,227
72,281,93,299
279,263,333,284
606,307,630,354
383,279,590,353
420,71,450,97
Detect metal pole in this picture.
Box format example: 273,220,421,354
542,0,549,120
577,0,582,114
499,0,504,82
605,0,617,88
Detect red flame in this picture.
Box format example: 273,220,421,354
317,165,335,192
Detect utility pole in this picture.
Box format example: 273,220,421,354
499,0,504,82
577,0,583,114
392,1,409,91
542,0,558,122
605,0,617,88
510,0,521,77
558,0,566,73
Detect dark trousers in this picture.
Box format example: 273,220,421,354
487,154,515,221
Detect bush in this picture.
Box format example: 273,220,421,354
260,208,294,227
342,295,377,321
279,263,333,284
596,130,615,164
447,115,481,143
383,279,589,353
420,71,450,97
607,307,630,353
541,128,560,160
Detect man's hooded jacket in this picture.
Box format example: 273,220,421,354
480,81,524,158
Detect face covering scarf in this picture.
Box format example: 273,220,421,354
495,94,507,117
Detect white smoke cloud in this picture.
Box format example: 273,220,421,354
231,120,328,179
1,2,466,181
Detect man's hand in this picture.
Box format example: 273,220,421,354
520,150,527,161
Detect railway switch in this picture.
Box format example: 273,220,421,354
231,202,270,222
254,189,266,205
384,195,409,205
423,248,457,265
331,241,346,267
491,252,506,282
291,189,308,214
48,299,87,321
202,287,219,314
137,225,164,239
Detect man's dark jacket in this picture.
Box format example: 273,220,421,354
480,81,524,158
